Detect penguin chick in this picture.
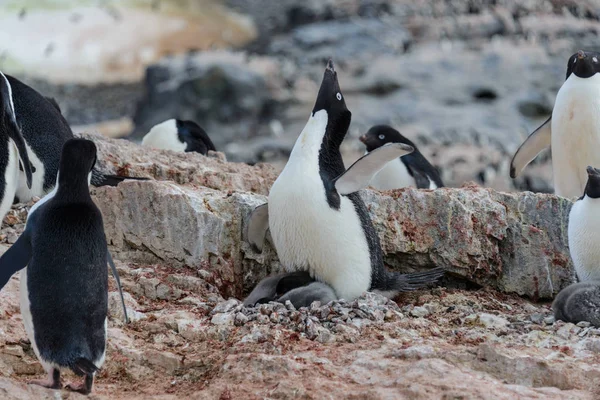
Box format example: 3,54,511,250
359,125,443,190
142,119,216,155
553,281,600,326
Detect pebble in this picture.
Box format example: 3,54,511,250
410,306,430,318
543,316,555,325
577,321,591,328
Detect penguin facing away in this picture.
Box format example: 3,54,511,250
0,139,128,394
359,125,444,190
0,72,33,223
246,60,444,301
2,73,145,205
142,119,216,155
243,271,336,308
510,50,600,198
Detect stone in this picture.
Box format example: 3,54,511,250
478,313,509,329
410,306,430,318
211,312,236,326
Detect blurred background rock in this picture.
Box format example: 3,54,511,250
2,0,598,192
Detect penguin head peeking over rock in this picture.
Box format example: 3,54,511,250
359,125,444,190
142,118,216,155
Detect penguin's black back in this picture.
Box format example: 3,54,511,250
29,198,107,368
7,75,73,191
176,120,216,155
28,139,107,368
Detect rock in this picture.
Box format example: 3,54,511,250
270,18,411,66
131,51,282,149
212,299,241,315
544,316,556,325
87,135,574,299
211,313,236,326
478,313,509,329
410,306,430,318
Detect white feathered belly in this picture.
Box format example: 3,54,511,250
268,171,372,301
552,75,600,199
370,158,416,190
568,199,600,281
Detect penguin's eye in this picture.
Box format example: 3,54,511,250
378,134,385,140
336,93,342,101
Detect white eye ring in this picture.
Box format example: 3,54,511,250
336,92,342,101
378,134,385,140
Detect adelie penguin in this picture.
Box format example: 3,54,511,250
0,72,34,225
246,60,444,301
0,139,128,394
142,119,216,155
553,166,600,326
0,72,146,208
359,125,444,190
510,50,600,198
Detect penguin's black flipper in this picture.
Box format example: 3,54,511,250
277,281,337,308
379,267,445,293
510,116,552,179
177,120,216,154
403,152,444,189
107,250,129,324
334,143,414,195
0,228,32,291
90,169,149,187
0,72,33,189
245,203,269,252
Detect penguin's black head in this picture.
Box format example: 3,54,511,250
359,125,416,153
566,50,600,79
584,166,600,199
312,60,351,143
175,119,216,154
58,139,97,189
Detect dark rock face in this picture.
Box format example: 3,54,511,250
130,55,277,147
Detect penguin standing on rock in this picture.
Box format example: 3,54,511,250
359,125,443,190
0,139,128,394
0,72,145,206
510,50,600,198
553,166,600,326
246,60,444,302
142,119,216,155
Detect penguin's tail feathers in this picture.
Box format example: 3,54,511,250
386,267,445,292
71,358,99,376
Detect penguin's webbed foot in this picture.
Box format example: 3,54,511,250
29,368,61,390
65,374,94,395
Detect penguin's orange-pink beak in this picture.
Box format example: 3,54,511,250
359,135,367,144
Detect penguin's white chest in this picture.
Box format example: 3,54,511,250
141,120,187,152
552,75,600,198
568,198,600,281
267,113,372,301
0,141,20,222
370,157,416,190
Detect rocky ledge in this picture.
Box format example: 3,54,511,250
0,135,592,399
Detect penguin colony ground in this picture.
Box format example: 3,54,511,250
0,50,598,394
